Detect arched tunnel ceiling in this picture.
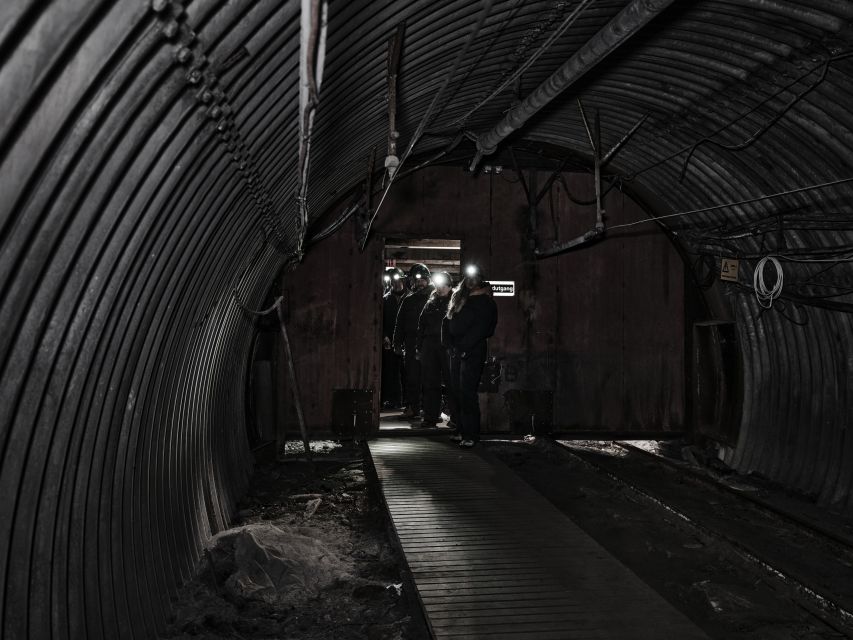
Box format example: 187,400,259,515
2,1,853,637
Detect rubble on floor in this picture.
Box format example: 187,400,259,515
161,444,427,640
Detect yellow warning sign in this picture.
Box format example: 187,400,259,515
720,258,740,282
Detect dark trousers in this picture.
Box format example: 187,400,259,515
451,344,486,441
404,342,422,412
421,339,453,422
381,348,402,405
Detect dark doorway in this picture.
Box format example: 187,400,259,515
384,237,462,280
380,238,461,433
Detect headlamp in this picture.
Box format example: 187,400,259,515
415,274,422,279
384,275,391,283
393,274,400,280
432,274,448,287
465,264,478,277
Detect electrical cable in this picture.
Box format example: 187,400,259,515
557,173,621,206
789,261,844,286
608,176,853,231
449,0,595,127
779,253,853,263
685,242,853,262
360,0,493,249
730,281,853,314
430,0,527,125
683,223,853,242
231,232,294,317
773,301,809,326
753,256,783,309
238,296,283,318
306,202,358,245
690,210,853,236
549,182,559,241
676,53,853,182
625,51,853,183
295,0,329,257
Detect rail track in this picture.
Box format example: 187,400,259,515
556,438,853,637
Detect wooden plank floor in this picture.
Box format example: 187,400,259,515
369,438,710,640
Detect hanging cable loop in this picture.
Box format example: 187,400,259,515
754,256,784,309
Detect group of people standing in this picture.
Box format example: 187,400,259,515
381,262,498,447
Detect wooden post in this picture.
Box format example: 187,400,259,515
276,298,312,463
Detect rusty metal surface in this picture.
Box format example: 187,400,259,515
2,0,853,637
281,223,383,434
280,167,684,434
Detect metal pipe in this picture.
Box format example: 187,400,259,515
602,113,648,167
296,0,329,257
533,156,572,206
396,130,466,179
534,226,604,259
470,0,677,168
577,99,596,155
360,0,493,251
385,22,405,180
534,100,607,260
593,110,603,226
535,102,606,260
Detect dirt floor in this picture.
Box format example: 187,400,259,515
160,442,429,640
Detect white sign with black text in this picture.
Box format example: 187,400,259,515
489,280,515,297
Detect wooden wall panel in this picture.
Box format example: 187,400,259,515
281,224,383,431
280,166,684,434
552,174,685,430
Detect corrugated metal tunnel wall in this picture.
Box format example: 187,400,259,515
2,0,853,637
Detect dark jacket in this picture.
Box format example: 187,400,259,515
417,291,451,351
446,294,498,356
393,285,433,352
382,289,406,340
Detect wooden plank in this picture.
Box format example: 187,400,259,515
369,439,709,640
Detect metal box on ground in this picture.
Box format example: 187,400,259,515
503,389,553,435
693,321,741,446
331,389,374,440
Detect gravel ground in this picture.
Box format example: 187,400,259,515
160,443,429,640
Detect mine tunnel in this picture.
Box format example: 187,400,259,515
4,0,853,638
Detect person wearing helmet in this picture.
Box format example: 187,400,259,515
393,263,433,420
381,267,407,408
416,271,456,427
444,263,497,447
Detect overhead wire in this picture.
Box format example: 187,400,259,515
624,51,853,183
676,52,853,182
306,202,359,245
429,0,527,125
449,0,595,127
360,0,494,249
778,253,853,263
608,175,853,231
295,0,329,258
232,232,283,317
558,173,621,206
681,207,853,236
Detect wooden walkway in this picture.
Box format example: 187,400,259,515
368,439,710,640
